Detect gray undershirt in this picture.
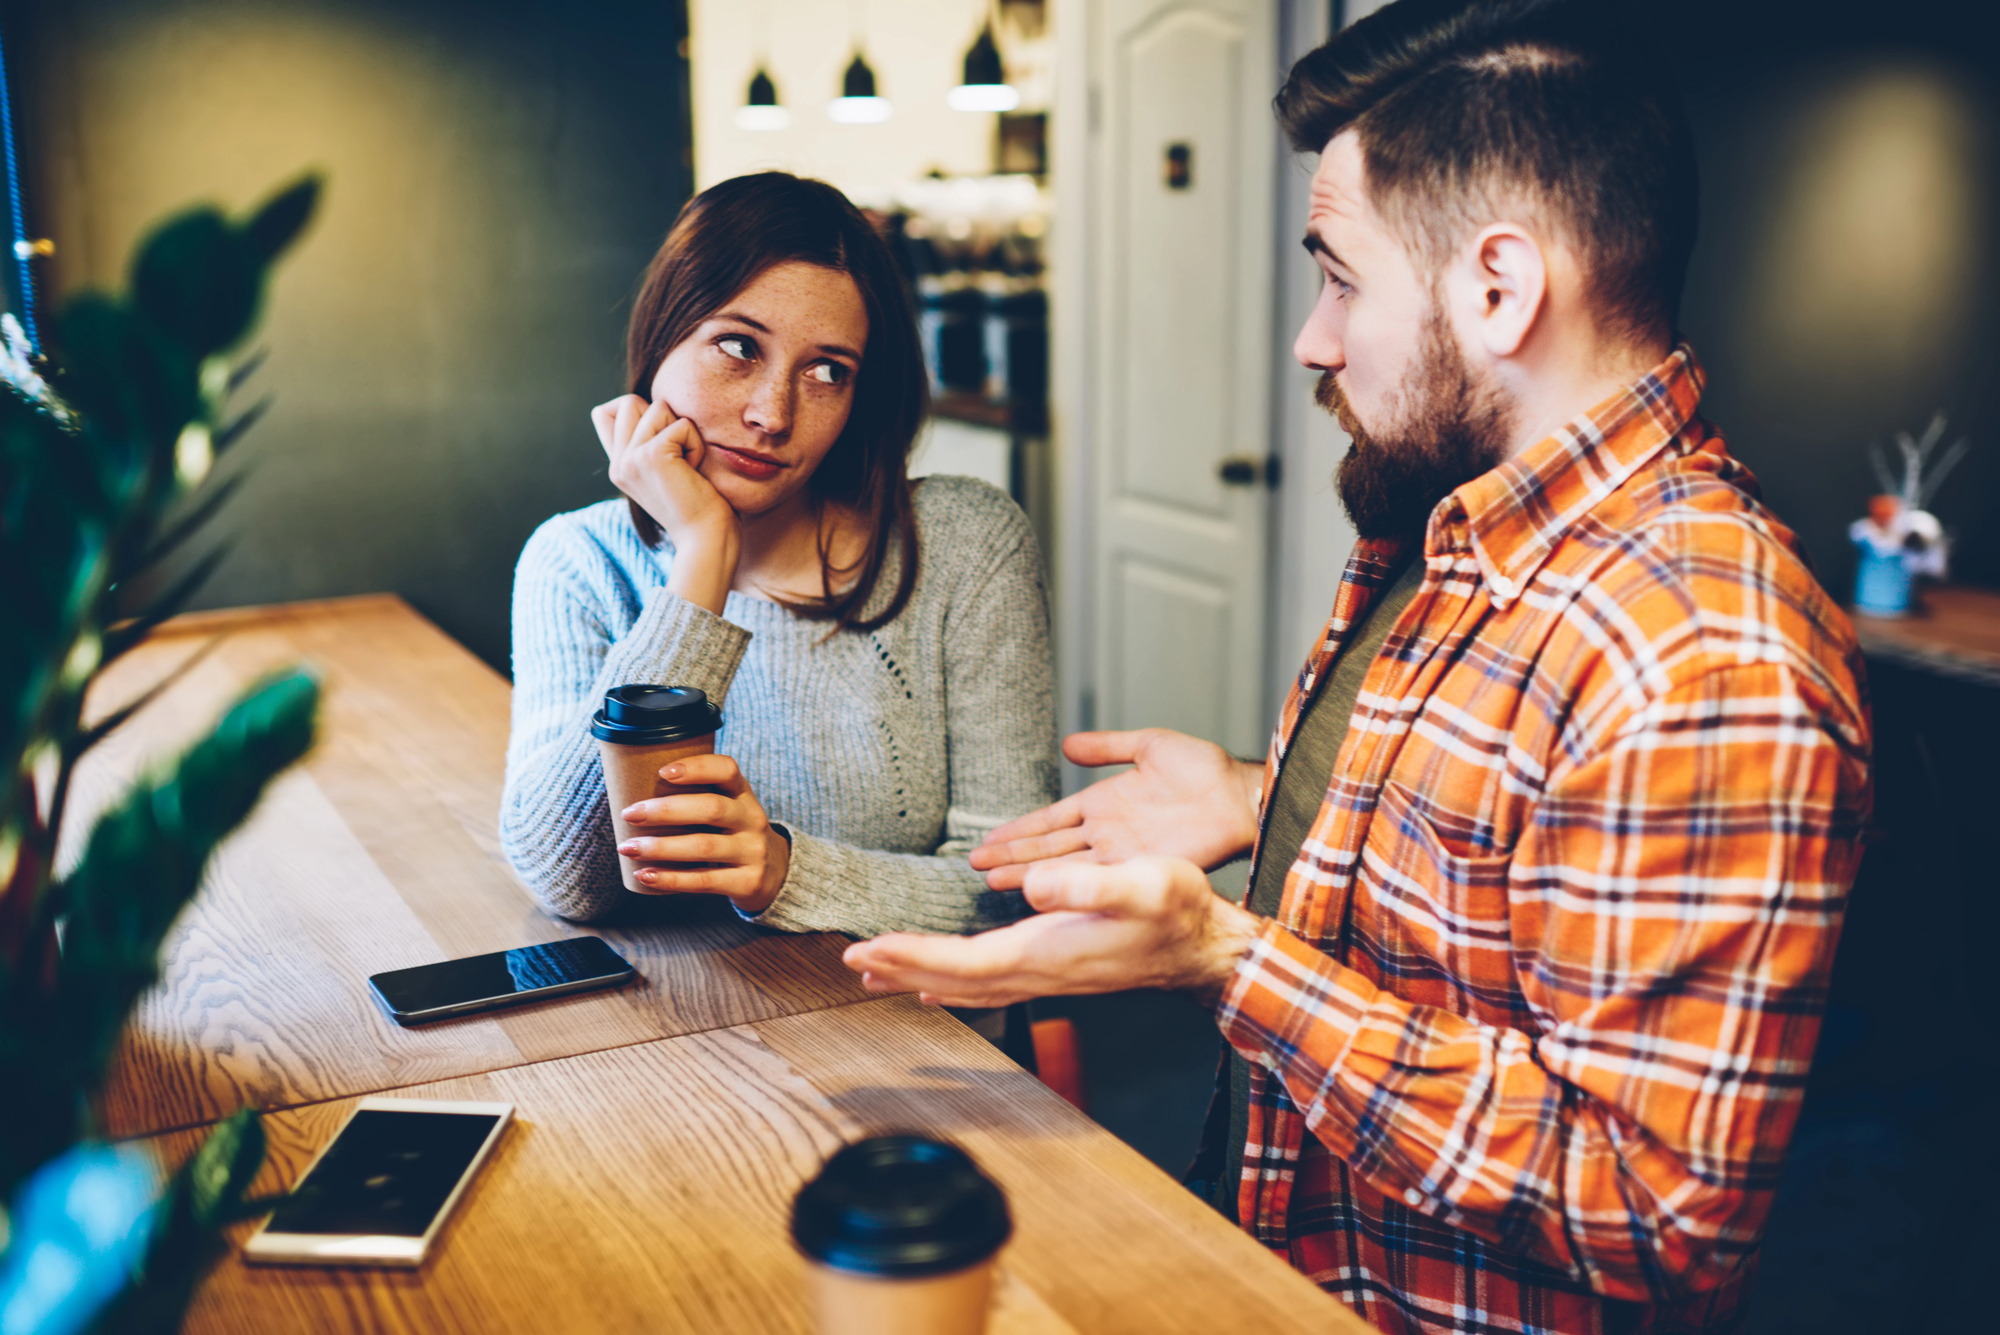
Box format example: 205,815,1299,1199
1215,554,1424,1221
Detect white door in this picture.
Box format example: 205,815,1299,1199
1085,0,1278,757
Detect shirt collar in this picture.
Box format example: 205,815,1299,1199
1431,342,1706,607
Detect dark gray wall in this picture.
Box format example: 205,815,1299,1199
1666,0,1998,599
12,0,691,670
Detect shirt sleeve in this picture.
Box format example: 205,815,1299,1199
499,519,751,922
1216,660,1867,1302
745,507,1061,938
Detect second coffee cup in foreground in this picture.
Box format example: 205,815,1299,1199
590,684,723,892
791,1135,1011,1335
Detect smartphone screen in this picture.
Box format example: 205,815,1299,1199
266,1109,502,1237
368,936,633,1023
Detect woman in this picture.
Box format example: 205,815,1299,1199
501,172,1057,938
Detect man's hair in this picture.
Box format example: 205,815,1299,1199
1277,0,1697,342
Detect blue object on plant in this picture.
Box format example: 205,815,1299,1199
0,1144,161,1335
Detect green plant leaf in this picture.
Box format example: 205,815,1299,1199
243,175,322,266
1,673,320,1193
130,208,260,363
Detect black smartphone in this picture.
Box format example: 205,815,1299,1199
244,1098,513,1266
368,937,635,1025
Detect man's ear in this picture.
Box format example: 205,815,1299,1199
1448,223,1547,360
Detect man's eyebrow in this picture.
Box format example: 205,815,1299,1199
1301,233,1353,274
714,310,861,362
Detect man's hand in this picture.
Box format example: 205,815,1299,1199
844,856,1264,1009
967,729,1263,889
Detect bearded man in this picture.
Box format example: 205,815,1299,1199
846,0,1872,1330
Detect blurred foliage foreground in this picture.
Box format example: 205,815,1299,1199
0,176,323,1334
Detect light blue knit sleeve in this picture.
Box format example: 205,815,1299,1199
500,513,751,922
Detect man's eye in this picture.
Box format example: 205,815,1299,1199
718,336,755,361
807,362,848,385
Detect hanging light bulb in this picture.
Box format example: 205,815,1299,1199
736,67,790,131
828,51,892,123
947,23,1018,112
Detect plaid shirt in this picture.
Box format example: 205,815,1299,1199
1217,345,1870,1334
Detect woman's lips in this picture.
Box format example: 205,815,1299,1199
709,444,784,481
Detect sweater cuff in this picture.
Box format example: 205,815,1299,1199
603,587,752,705
738,824,847,935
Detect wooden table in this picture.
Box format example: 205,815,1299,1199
87,596,1360,1333
1852,584,2000,686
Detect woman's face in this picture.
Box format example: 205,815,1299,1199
650,261,870,521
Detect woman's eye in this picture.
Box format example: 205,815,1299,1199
718,336,755,361
807,362,849,386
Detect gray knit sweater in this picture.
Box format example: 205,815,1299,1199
501,475,1058,936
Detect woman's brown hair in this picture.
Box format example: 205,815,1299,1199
624,172,927,632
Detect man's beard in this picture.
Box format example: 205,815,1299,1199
1319,308,1514,541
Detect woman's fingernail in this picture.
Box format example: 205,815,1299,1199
618,842,638,856
636,868,657,884
663,763,683,780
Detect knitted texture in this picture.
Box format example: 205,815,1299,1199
501,475,1058,936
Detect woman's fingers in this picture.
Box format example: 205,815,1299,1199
592,395,643,452
619,830,737,863
620,791,739,829
629,863,763,897
661,415,706,471
658,752,748,797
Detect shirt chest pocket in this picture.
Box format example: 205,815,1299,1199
1355,778,1525,1016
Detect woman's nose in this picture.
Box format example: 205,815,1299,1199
743,370,792,437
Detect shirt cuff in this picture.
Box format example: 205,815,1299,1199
1215,918,1379,1097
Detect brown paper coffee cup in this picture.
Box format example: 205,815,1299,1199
806,1259,994,1335
589,685,725,893
792,1135,1010,1335
598,732,718,892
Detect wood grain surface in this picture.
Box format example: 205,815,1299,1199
143,995,1359,1335
74,597,871,1137
1852,583,2000,685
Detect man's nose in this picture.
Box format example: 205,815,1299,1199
1294,316,1343,372
1294,288,1345,372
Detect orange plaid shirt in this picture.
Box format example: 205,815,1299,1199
1218,345,1870,1334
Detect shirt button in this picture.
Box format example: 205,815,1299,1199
1403,1188,1423,1207
1490,576,1515,599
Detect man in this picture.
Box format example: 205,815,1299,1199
846,0,1870,1330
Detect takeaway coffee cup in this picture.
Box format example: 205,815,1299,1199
590,684,724,892
791,1135,1011,1335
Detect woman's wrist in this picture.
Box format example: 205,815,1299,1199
664,522,741,615
732,826,791,915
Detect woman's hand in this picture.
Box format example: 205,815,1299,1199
614,753,789,913
592,394,739,613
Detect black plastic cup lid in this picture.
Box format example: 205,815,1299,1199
589,684,722,745
791,1135,1011,1278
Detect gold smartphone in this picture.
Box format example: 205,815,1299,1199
243,1097,513,1267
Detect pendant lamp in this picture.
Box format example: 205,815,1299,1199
735,68,791,131
947,23,1019,112
828,51,892,123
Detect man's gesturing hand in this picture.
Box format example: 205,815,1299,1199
844,856,1264,1009
967,729,1263,890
